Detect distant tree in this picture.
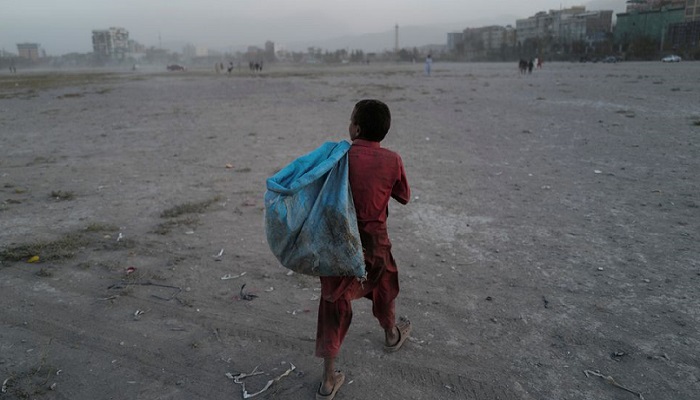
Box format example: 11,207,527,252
349,50,364,62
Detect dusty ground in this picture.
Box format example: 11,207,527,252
0,61,698,400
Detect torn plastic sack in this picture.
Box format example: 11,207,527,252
264,141,365,277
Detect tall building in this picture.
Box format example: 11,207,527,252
264,41,276,62
615,6,686,48
686,0,700,21
666,0,700,51
447,32,463,52
626,0,686,12
92,27,129,60
515,7,611,52
16,43,40,61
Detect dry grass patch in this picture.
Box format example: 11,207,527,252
160,196,222,218
153,216,199,235
0,233,89,263
50,190,75,201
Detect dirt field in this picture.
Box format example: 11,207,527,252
1,61,698,400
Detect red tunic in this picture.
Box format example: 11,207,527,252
315,139,410,358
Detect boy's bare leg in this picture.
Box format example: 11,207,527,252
320,357,336,394
385,326,400,346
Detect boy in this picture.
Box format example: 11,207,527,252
315,99,411,399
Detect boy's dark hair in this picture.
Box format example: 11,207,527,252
353,99,391,142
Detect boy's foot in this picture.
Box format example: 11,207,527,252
317,371,345,400
384,317,412,352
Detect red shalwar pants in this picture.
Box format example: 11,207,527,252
315,237,400,359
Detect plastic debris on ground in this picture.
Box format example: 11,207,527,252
226,363,296,399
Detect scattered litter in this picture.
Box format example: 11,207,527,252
597,267,604,271
310,294,319,301
2,378,8,393
286,309,310,315
213,248,225,259
286,270,294,276
225,164,234,169
238,284,258,301
27,255,40,263
542,296,550,308
221,272,246,280
117,232,123,242
185,230,195,235
56,370,62,375
265,287,274,292
125,266,136,275
133,309,146,320
108,280,182,301
611,351,626,361
49,383,57,390
541,185,551,190
594,170,602,174
226,363,296,399
584,369,644,399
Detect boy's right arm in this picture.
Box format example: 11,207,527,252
391,156,410,205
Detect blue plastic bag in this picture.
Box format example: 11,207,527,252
265,141,365,277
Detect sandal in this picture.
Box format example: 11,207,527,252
316,371,345,400
384,317,412,352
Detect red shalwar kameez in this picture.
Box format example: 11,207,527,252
315,139,410,358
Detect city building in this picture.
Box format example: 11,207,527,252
264,41,276,62
666,0,700,52
446,32,463,52
614,6,685,49
92,27,129,60
514,7,612,55
183,44,208,59
686,0,700,21
448,25,515,60
626,0,686,12
16,43,40,61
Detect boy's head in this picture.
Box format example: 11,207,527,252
349,99,391,142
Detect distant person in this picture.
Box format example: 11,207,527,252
424,54,432,76
227,62,234,74
519,59,528,74
316,99,412,400
528,59,534,74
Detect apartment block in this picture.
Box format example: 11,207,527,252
515,7,612,47
686,0,700,21
16,43,40,61
92,27,129,59
615,6,685,45
626,0,686,12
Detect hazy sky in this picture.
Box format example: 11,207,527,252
0,0,626,55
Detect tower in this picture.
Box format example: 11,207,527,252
395,24,399,53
